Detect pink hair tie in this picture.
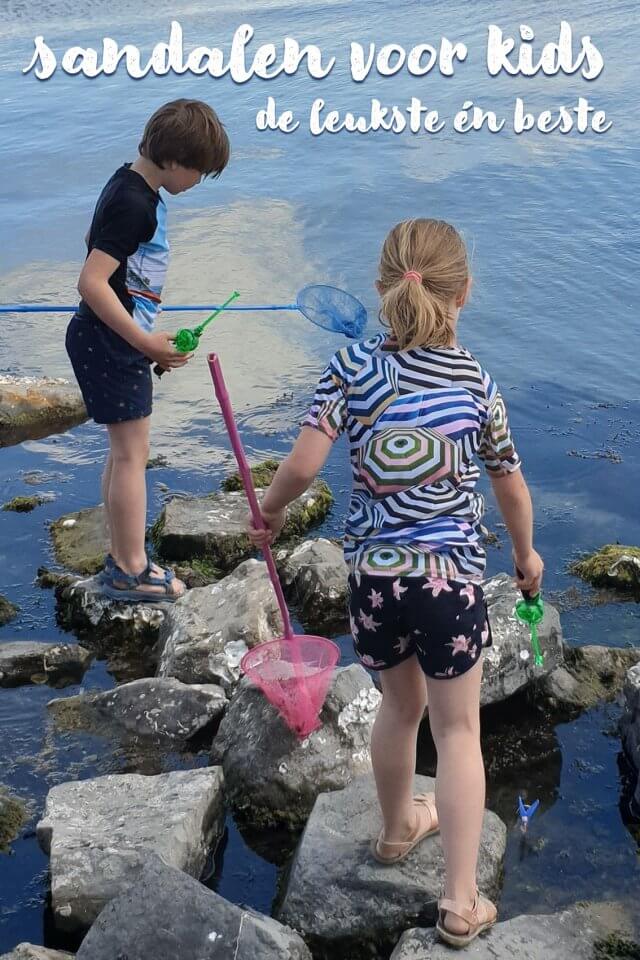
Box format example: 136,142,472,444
403,270,422,283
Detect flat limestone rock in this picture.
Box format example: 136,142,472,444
157,559,282,691
50,505,108,576
0,375,87,448
481,574,563,706
48,677,227,741
390,903,640,959
37,768,225,933
278,538,349,629
621,663,640,813
154,480,332,571
0,641,92,688
276,773,506,960
0,947,74,959
211,665,381,828
76,857,311,960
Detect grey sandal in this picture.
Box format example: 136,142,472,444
101,561,184,603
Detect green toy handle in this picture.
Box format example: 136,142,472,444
515,566,544,667
154,291,240,378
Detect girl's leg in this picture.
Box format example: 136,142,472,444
101,451,114,556
426,659,485,935
106,418,183,596
371,655,428,841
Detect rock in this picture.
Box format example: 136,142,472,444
481,574,563,706
48,677,227,741
153,479,333,571
36,567,75,590
278,538,348,629
572,544,640,596
37,767,225,933
221,458,280,492
146,454,169,469
50,505,107,575
157,559,282,691
54,576,165,670
0,641,92,688
389,904,640,959
0,375,87,448
211,664,381,829
76,857,311,960
0,946,74,959
2,495,49,512
621,663,640,814
0,595,19,627
276,773,506,960
541,644,640,713
0,785,27,851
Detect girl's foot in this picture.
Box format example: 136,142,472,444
436,890,497,948
372,793,439,864
101,560,186,603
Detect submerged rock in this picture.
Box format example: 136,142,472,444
0,641,92,688
0,785,27,851
48,677,226,741
221,458,280,492
481,574,563,706
390,903,640,959
50,505,107,575
152,480,332,572
278,538,348,629
0,595,19,627
572,544,640,596
0,375,87,448
76,857,312,960
276,773,506,960
37,768,225,933
621,663,640,814
0,947,74,959
541,644,640,713
211,664,381,829
157,559,282,691
2,494,50,513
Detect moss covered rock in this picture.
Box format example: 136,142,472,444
50,505,108,575
0,786,27,851
2,495,47,513
0,595,18,626
572,545,640,595
221,459,280,492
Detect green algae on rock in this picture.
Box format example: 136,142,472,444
0,786,27,852
221,458,280,492
50,505,108,575
0,595,18,626
572,545,640,595
2,495,47,513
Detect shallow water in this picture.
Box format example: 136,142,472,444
1,0,640,952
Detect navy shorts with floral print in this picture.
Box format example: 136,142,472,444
348,572,492,679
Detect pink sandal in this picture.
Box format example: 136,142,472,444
371,793,439,865
436,889,497,948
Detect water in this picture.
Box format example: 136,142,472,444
1,0,639,951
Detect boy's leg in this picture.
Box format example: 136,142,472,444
371,655,428,840
101,452,114,555
106,417,183,596
426,659,485,934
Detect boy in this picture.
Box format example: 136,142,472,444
66,99,230,601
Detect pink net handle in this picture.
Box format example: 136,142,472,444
208,353,294,640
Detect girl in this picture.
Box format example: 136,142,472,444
247,219,543,948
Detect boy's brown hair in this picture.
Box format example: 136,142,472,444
139,99,230,178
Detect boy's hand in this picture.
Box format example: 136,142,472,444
246,508,287,548
513,549,544,596
143,332,191,369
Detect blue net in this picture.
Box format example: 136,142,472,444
296,284,367,339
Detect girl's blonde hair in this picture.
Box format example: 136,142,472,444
378,219,470,350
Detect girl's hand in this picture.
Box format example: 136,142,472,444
513,549,544,596
246,507,287,548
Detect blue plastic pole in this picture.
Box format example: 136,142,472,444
0,304,298,314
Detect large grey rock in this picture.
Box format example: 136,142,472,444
621,663,640,813
50,505,107,576
0,375,87,448
48,677,227,741
157,559,282,691
541,644,640,713
0,947,74,959
481,574,563,706
277,774,506,960
212,664,380,829
55,575,165,665
390,903,640,959
37,768,224,932
76,858,311,959
0,641,92,688
278,538,348,629
154,480,332,571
